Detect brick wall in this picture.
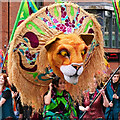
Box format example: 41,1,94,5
9,2,20,40
1,2,8,52
0,1,20,51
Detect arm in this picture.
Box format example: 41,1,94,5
113,93,119,99
100,89,109,107
107,93,120,108
44,83,53,105
12,91,18,98
0,97,6,107
79,106,90,112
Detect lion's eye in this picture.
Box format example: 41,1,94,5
61,51,67,56
58,49,70,57
81,48,87,56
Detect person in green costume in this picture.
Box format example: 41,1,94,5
43,76,78,120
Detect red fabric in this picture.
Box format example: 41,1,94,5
82,90,105,120
32,112,39,120
13,99,17,112
4,117,14,120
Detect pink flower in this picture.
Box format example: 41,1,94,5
48,22,53,27
56,24,66,32
66,27,73,33
53,18,58,23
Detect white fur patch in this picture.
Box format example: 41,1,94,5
64,75,79,84
60,63,83,84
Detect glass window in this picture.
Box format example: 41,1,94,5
119,32,120,48
35,1,43,9
104,11,111,47
112,16,116,48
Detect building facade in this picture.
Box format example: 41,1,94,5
0,0,120,72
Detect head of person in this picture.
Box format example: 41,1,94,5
0,73,10,91
52,76,66,92
93,76,98,88
110,71,120,83
89,75,98,91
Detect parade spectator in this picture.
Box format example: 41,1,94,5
79,75,109,120
11,84,33,120
105,71,120,120
11,84,23,119
42,76,78,120
0,73,16,120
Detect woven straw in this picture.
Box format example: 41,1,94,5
8,2,106,110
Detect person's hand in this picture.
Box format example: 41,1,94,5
12,91,18,98
99,88,105,96
109,101,113,107
84,106,90,111
113,94,119,99
49,83,53,91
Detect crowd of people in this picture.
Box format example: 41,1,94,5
0,70,120,120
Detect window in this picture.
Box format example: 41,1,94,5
104,10,120,48
119,33,120,48
112,12,120,48
104,11,111,47
35,1,43,9
112,16,116,48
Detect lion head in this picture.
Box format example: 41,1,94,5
45,33,94,84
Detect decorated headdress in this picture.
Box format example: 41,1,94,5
8,2,106,109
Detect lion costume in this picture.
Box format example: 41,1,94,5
8,2,105,109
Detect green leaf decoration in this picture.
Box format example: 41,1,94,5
55,0,64,3
83,20,93,33
28,72,38,79
33,72,38,79
54,6,59,17
26,21,45,35
70,6,74,16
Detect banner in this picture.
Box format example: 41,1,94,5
112,0,120,32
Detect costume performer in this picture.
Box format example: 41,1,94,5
8,2,106,110
43,76,77,120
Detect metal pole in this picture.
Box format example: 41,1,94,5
79,65,120,120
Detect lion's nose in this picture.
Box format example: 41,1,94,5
72,65,81,70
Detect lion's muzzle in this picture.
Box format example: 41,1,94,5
60,63,83,84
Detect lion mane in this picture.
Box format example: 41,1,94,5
8,2,105,109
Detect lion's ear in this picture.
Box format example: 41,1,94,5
80,33,94,46
45,37,60,51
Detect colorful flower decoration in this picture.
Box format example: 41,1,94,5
39,4,88,34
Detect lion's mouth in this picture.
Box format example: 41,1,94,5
63,74,79,85
70,73,78,78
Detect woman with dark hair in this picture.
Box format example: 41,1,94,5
43,76,78,120
0,73,16,120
